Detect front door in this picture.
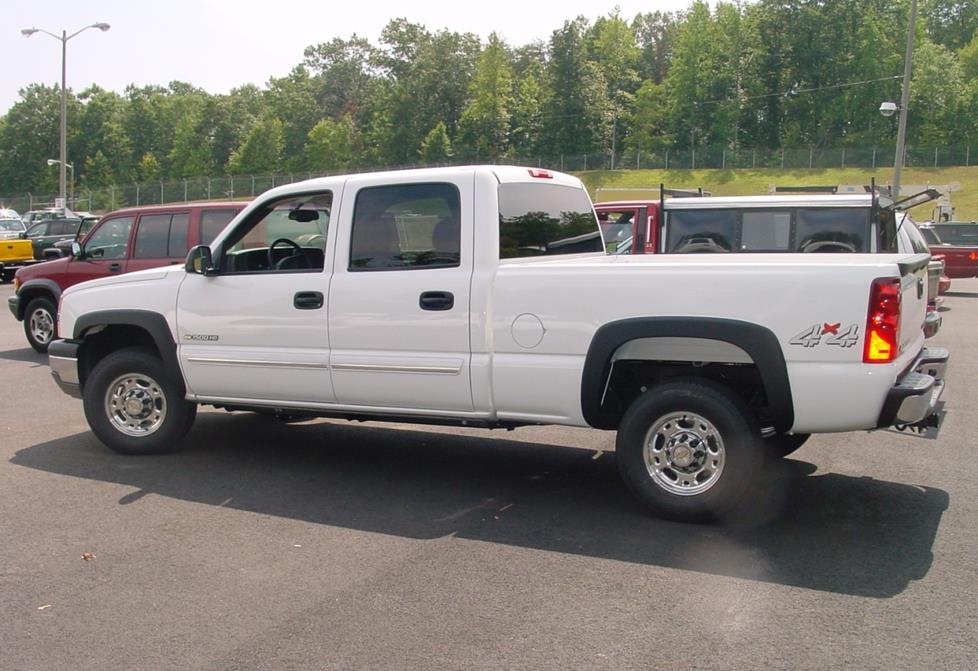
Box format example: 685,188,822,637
328,177,474,413
64,215,135,286
177,190,336,404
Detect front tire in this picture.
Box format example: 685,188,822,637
616,380,764,522
83,348,197,455
24,296,57,353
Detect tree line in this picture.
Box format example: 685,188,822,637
1,0,976,195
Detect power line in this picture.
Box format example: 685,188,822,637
694,75,903,106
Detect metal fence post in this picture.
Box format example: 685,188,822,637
751,149,755,169
136,184,140,206
842,148,846,169
809,147,813,168
560,154,564,171
722,150,726,170
934,147,938,168
109,186,115,210
691,149,695,170
28,193,32,210
637,150,641,170
872,147,877,169
583,154,587,170
781,149,785,169
160,181,164,203
230,175,234,199
252,176,256,197
206,178,211,200
666,150,669,169
184,180,188,202
967,146,971,167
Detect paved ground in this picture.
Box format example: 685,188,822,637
1,280,976,670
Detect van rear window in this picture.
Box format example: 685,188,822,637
498,183,602,259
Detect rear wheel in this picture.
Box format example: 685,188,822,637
83,348,197,455
24,296,57,353
616,379,765,522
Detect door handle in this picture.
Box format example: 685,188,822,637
294,291,324,310
419,291,454,311
108,262,122,272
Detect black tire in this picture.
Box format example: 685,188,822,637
23,296,57,353
82,348,197,455
615,379,764,523
767,433,810,457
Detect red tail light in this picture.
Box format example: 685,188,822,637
527,169,553,179
864,278,901,363
970,251,978,262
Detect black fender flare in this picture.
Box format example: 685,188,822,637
73,309,181,387
14,279,62,320
581,317,794,432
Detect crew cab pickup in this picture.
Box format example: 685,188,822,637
46,167,947,522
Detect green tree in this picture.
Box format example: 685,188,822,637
227,116,285,175
418,121,453,163
510,71,544,157
137,152,162,182
304,114,360,171
458,33,513,159
82,150,113,188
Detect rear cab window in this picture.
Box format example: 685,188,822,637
133,212,191,258
498,183,602,259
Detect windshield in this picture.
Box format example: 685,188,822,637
0,219,25,232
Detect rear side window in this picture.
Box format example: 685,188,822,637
796,208,869,253
666,210,738,253
133,212,191,258
350,183,460,270
200,209,240,245
598,208,639,254
498,183,601,259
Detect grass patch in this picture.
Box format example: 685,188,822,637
576,166,978,222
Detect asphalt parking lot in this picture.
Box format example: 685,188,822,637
1,280,977,671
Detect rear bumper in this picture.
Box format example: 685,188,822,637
48,339,82,399
877,347,948,429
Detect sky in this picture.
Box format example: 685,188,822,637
1,0,698,114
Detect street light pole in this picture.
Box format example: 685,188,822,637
21,22,111,211
892,0,917,199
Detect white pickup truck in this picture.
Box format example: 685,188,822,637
47,166,947,522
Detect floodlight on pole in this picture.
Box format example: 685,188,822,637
21,22,111,211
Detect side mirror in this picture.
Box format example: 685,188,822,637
70,241,82,258
19,231,27,239
186,245,217,276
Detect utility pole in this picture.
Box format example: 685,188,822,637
893,0,917,199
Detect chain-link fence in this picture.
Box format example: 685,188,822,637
2,144,974,214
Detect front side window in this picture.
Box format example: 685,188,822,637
498,183,601,259
221,193,330,273
84,217,134,260
350,183,460,270
26,222,48,237
666,210,737,253
598,209,639,254
200,209,240,245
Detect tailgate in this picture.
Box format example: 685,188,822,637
897,254,930,348
0,239,34,263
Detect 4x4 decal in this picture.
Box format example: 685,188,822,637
790,322,860,348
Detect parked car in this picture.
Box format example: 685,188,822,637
22,217,85,259
9,201,247,352
1,216,36,282
928,221,978,246
44,166,945,522
917,223,978,279
48,216,100,258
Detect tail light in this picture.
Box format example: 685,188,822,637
970,251,978,262
864,278,901,363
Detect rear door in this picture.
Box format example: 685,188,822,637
327,176,474,412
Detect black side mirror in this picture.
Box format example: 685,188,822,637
186,245,217,276
19,231,27,239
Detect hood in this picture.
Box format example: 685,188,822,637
63,265,176,297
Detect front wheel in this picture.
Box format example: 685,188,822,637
83,348,197,455
24,296,57,353
616,379,765,522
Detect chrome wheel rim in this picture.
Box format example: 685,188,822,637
29,307,55,345
104,373,167,437
643,411,725,496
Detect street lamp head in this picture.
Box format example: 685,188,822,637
93,22,111,31
47,159,58,166
21,28,39,37
879,101,899,118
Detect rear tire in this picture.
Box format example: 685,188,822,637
24,296,57,353
83,348,197,455
615,379,765,522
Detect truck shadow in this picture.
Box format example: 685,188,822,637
0,347,46,364
11,413,947,599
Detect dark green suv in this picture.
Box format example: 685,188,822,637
22,217,97,260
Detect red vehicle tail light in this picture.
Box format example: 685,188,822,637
970,251,978,262
864,278,901,363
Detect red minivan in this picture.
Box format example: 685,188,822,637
8,201,248,352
